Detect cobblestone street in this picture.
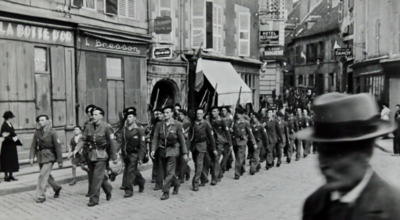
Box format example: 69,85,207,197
0,140,399,220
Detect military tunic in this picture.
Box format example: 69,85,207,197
29,126,63,200
232,118,256,178
250,124,268,174
176,117,192,182
210,116,232,181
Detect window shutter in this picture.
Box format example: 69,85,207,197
192,0,206,48
127,0,136,18
105,0,118,15
118,0,127,16
71,0,83,8
85,0,96,9
238,12,250,56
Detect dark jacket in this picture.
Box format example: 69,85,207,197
233,118,256,146
277,120,290,144
303,172,400,220
264,119,283,144
190,119,216,153
151,119,187,157
117,123,146,161
251,123,269,149
29,126,63,164
210,116,232,146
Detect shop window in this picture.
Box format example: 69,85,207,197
34,47,49,73
159,0,173,43
72,0,96,10
366,75,384,100
213,4,223,52
118,0,136,18
106,57,123,79
238,11,250,57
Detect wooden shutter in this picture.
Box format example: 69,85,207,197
192,0,206,48
127,0,136,18
238,12,250,56
118,0,127,16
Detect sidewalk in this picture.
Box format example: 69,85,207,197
0,138,393,196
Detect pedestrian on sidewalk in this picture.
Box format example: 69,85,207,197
150,106,188,200
73,107,119,207
393,111,400,156
1,111,22,182
299,93,400,220
117,107,146,198
67,126,86,186
29,115,63,203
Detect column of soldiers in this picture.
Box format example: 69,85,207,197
28,101,316,205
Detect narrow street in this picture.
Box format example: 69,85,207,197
0,140,398,220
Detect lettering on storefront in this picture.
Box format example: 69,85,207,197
148,65,186,75
80,35,147,55
0,21,74,46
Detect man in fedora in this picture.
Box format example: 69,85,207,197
298,93,400,220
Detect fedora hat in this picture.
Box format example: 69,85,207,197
296,93,397,142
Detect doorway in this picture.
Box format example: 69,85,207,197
150,79,179,109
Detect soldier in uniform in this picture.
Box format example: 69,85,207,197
264,109,283,169
117,107,146,198
147,108,164,190
73,107,119,207
249,112,268,175
150,106,188,200
220,106,234,171
232,108,256,179
176,109,191,183
302,108,314,158
295,107,305,161
286,110,299,163
29,115,63,203
276,111,290,166
210,106,232,182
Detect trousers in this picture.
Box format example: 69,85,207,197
152,150,163,189
219,143,231,179
87,160,112,204
176,153,191,181
36,163,61,199
234,144,246,177
265,142,274,166
250,147,261,173
159,156,179,193
285,138,295,158
203,145,221,183
192,150,206,188
394,136,400,154
123,153,145,196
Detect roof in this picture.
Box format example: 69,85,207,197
286,0,340,40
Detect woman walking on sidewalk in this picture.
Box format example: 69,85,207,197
68,126,88,185
1,111,22,182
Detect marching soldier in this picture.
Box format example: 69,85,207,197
264,109,283,169
210,106,233,182
73,107,119,207
150,106,188,200
147,108,164,190
176,109,191,183
286,110,299,163
295,107,305,161
232,108,256,179
276,111,290,166
117,107,146,198
190,108,217,190
249,113,268,175
83,104,96,132
29,115,63,203
220,106,234,171
301,108,314,158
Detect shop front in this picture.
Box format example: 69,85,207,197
352,61,385,103
0,19,75,160
76,31,150,125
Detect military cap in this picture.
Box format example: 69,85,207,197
254,112,263,122
178,109,188,116
36,114,49,122
91,107,105,116
162,106,174,113
235,107,245,115
276,111,284,118
210,106,220,111
124,107,137,118
85,104,96,114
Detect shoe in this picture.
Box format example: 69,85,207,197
250,171,255,175
234,175,240,180
265,166,269,170
256,164,261,172
287,158,291,163
210,180,217,186
124,194,133,198
69,179,76,186
36,198,46,203
106,193,112,201
151,179,156,183
199,182,206,187
173,185,180,195
277,161,281,167
185,173,191,181
160,193,169,200
193,187,199,192
120,186,126,190
295,158,300,161
9,176,18,181
87,202,98,207
304,154,308,158
179,178,184,184
139,185,145,193
54,187,62,198
154,186,162,191
4,177,10,182
133,182,138,186
271,162,275,167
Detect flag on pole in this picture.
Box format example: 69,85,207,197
194,43,204,92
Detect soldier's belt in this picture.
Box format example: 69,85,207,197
37,146,54,151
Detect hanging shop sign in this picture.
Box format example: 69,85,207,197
152,46,173,59
260,31,279,45
0,21,74,46
335,48,352,57
154,16,172,34
79,35,147,55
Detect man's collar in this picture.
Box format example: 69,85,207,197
195,119,204,124
330,168,374,203
165,118,175,126
126,122,139,130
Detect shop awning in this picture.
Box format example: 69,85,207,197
202,59,253,106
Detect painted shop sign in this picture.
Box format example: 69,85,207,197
154,17,172,34
260,31,279,45
0,21,74,46
148,65,186,75
79,35,147,55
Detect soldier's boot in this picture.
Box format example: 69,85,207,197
161,192,169,200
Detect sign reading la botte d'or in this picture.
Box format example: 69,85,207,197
0,21,74,46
